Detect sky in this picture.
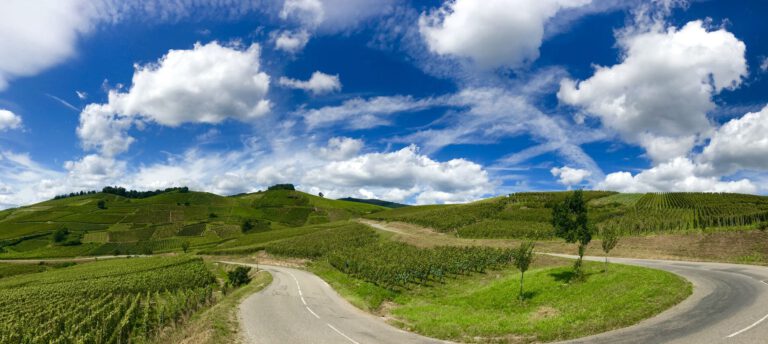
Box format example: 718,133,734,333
0,0,767,208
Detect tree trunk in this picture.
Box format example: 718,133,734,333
519,271,524,301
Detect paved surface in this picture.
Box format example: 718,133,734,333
226,256,768,344
222,262,448,344
550,254,768,344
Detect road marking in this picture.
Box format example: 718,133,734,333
726,313,768,338
287,271,308,305
761,280,768,286
306,306,320,319
327,324,360,344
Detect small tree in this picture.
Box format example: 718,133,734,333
228,266,252,287
52,228,69,243
318,192,324,198
241,219,254,233
512,241,535,301
552,190,591,278
601,227,620,272
97,200,106,209
181,240,190,253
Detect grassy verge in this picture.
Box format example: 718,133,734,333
313,258,690,343
154,266,272,344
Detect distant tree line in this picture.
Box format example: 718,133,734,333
54,186,189,200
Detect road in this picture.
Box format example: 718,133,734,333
227,256,768,344
222,262,448,344
550,254,768,344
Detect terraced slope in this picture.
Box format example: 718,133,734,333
366,191,768,238
0,189,385,258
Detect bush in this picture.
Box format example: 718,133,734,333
52,228,69,243
97,200,106,209
227,266,252,287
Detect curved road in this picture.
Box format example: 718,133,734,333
223,262,448,344
225,257,768,344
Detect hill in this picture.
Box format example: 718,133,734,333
338,197,409,209
365,191,768,238
0,188,386,258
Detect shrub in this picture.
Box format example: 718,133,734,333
227,266,252,287
52,228,69,243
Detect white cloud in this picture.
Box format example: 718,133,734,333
279,0,397,32
108,41,270,126
0,109,22,131
76,104,134,157
0,1,96,91
0,0,269,91
551,166,591,186
76,90,88,100
300,95,437,129
317,137,363,160
304,145,493,204
598,157,756,194
699,105,768,174
761,57,768,72
559,20,747,163
274,30,310,52
279,71,341,95
418,0,591,69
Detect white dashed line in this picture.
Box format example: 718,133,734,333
327,324,360,344
761,280,768,286
287,271,308,305
726,313,768,338
306,306,320,319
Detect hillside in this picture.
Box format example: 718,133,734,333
337,197,409,209
0,189,385,258
365,191,768,238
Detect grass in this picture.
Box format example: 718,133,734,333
0,189,387,258
316,257,691,343
154,265,273,344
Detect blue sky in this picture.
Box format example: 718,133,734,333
0,0,767,208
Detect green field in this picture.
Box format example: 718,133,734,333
0,188,385,258
366,191,768,238
0,256,216,343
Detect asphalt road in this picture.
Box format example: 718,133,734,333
550,254,768,344
226,257,768,344
223,262,448,344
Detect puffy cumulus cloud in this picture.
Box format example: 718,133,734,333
300,95,437,129
0,0,270,91
598,157,756,194
76,104,134,157
551,166,591,186
317,137,363,160
0,109,22,130
559,20,747,163
0,150,65,208
419,0,591,69
762,57,768,72
303,145,493,204
0,1,95,90
274,30,310,53
108,42,270,126
699,105,768,174
279,71,341,95
63,154,126,187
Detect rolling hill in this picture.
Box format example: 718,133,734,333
337,197,409,209
365,191,768,238
0,188,385,258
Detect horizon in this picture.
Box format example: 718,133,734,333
1,0,768,210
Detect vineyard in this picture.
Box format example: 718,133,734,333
0,188,385,259
366,191,768,238
263,223,514,291
0,256,216,343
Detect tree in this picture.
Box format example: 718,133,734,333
227,266,252,287
97,200,106,209
52,228,69,243
552,190,591,278
241,219,254,233
181,240,190,253
318,192,324,198
601,227,620,272
512,241,535,301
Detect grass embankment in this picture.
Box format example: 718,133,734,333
312,258,691,343
155,263,272,344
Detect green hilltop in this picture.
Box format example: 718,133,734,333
0,187,385,258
